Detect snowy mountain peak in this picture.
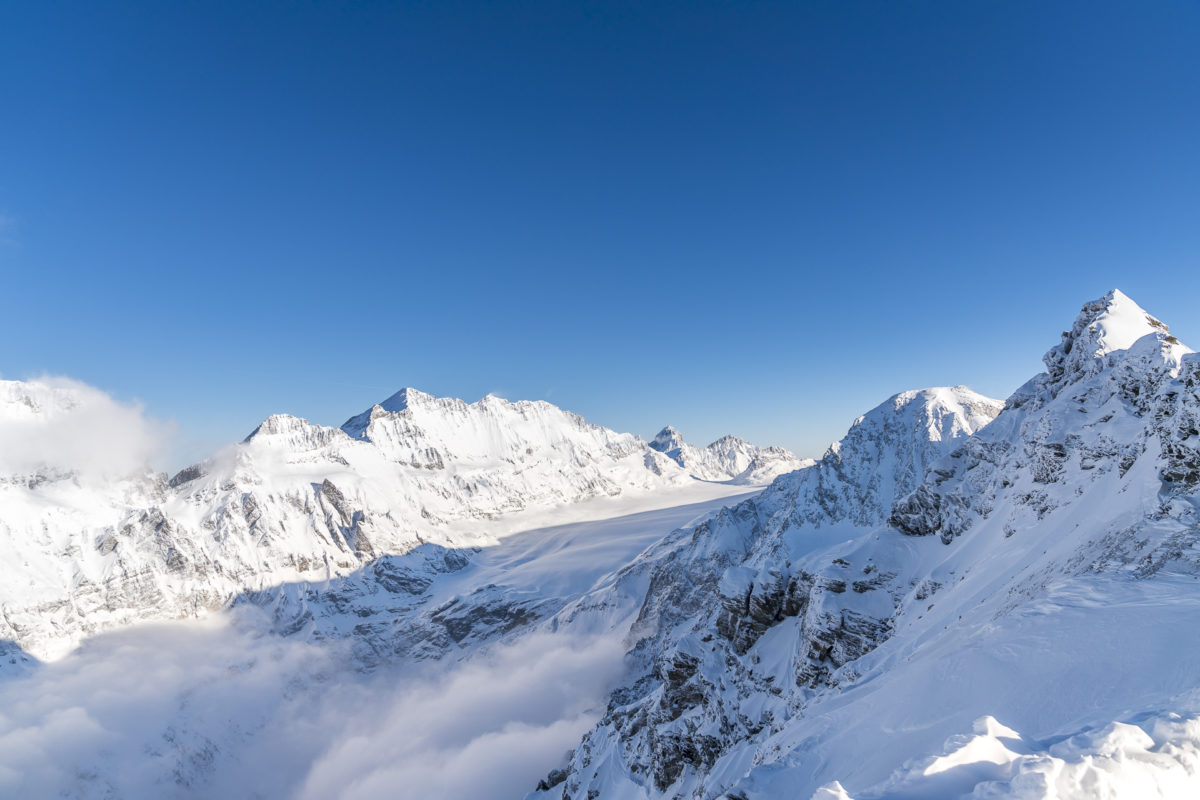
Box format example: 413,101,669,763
649,425,809,484
760,385,1003,529
650,425,686,454
378,386,435,412
854,385,1004,445
1069,288,1165,358
892,292,1200,544
1040,289,1190,392
339,387,435,439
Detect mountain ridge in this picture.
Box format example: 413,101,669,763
537,290,1200,800
0,382,801,661
648,424,813,484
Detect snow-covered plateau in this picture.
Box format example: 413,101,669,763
2,289,1200,800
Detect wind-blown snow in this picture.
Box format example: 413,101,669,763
818,706,1200,799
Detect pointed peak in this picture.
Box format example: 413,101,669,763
706,433,751,449
339,387,432,438
650,426,686,452
1042,290,1184,382
378,387,435,413
1064,289,1169,357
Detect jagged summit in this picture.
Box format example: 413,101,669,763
1036,289,1192,395
649,424,809,484
1058,288,1170,359
893,291,1199,544
758,385,1004,529
650,425,686,454
861,385,1003,444
548,296,1200,799
340,387,433,438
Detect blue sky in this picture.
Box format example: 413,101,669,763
2,1,1199,467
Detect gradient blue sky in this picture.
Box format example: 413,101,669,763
2,1,1199,468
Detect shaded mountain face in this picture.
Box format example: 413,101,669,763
0,384,786,662
541,290,1200,800
649,426,813,484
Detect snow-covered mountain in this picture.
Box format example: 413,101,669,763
534,289,1200,800
649,426,812,484
5,289,1200,800
0,385,790,662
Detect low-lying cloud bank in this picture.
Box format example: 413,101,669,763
298,632,624,800
0,609,625,799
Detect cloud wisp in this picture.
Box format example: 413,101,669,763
0,375,175,481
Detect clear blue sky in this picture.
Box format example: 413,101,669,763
2,1,1199,468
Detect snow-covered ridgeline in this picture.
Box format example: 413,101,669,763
649,425,813,484
0,383,797,662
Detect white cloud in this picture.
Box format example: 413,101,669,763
297,632,624,800
0,609,624,799
0,375,175,480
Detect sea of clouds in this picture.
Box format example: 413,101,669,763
0,607,625,799
0,376,629,798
